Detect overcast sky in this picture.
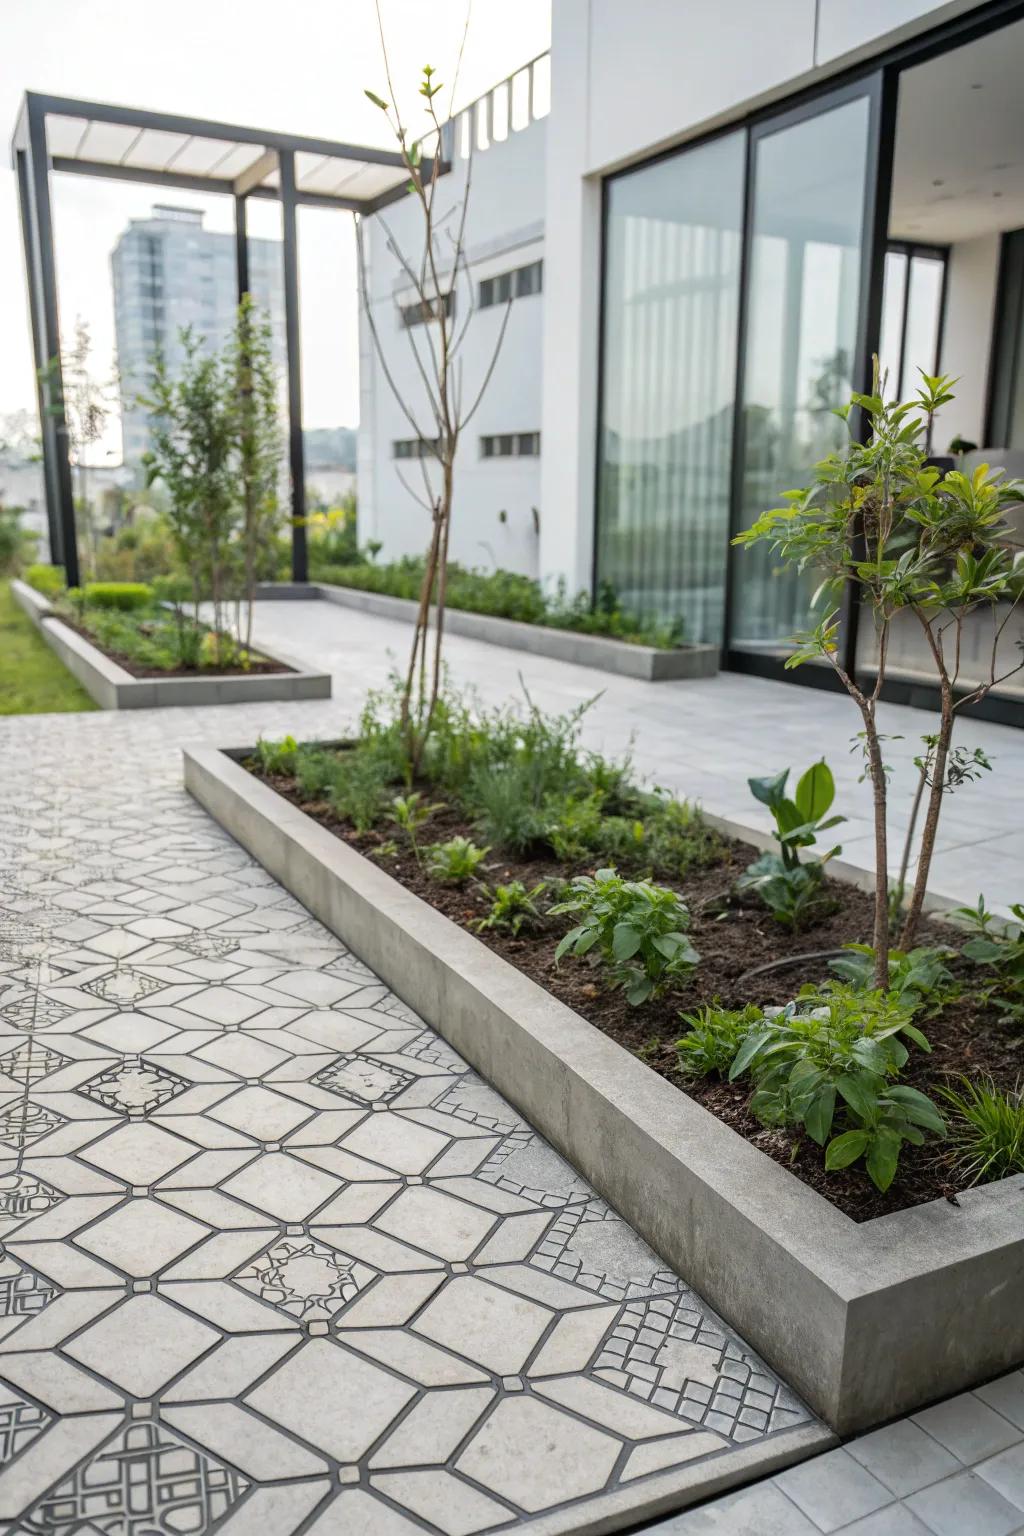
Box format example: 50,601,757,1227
0,0,550,460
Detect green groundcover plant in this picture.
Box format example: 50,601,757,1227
552,868,699,1006
310,555,685,650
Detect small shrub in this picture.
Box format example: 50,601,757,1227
728,983,944,1192
424,836,490,884
676,1004,761,1078
551,867,699,1006
829,944,958,1016
955,895,1024,1022
327,748,397,833
24,563,65,596
83,581,153,611
294,749,343,802
473,880,547,936
737,762,843,928
939,1076,1024,1184
256,735,299,776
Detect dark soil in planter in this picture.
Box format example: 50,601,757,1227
59,617,290,678
256,764,1022,1223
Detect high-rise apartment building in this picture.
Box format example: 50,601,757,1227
111,204,285,467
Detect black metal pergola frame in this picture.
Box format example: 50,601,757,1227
11,91,436,587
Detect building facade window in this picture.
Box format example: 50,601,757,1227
878,242,947,409
479,259,543,308
987,228,1024,450
481,431,540,458
596,131,745,647
399,292,454,328
393,438,440,460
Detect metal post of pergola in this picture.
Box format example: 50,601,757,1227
10,91,440,586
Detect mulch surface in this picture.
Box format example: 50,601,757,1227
261,769,1021,1222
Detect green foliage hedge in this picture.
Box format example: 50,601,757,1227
82,582,153,611
24,564,65,597
309,556,684,649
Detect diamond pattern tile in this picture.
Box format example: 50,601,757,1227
0,702,823,1533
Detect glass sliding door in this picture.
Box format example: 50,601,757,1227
596,131,745,646
728,89,875,661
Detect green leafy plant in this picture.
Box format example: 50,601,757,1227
255,735,299,776
424,836,490,884
829,944,958,1016
939,1075,1024,1184
152,572,201,667
675,1004,762,1078
728,983,943,1192
735,367,1024,982
24,563,64,597
82,581,153,611
388,792,444,860
737,762,843,929
473,880,547,937
955,895,1024,1022
552,867,700,1006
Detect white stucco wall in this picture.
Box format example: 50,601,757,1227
359,114,545,577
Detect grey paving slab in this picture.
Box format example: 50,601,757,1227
647,1480,822,1533
904,1470,1024,1536
912,1392,1023,1465
846,1420,961,1497
978,1442,1024,1512
773,1448,892,1532
0,702,826,1532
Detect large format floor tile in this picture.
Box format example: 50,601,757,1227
0,703,828,1533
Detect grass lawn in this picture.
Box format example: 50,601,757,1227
0,580,97,716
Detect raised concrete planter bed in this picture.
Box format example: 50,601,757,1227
11,578,330,709
255,580,719,680
184,744,1024,1437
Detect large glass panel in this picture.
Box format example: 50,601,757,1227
878,250,907,395
903,254,944,393
729,95,871,657
596,131,745,645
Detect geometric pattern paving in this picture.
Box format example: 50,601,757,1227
0,702,829,1534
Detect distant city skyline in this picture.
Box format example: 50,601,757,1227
0,0,551,462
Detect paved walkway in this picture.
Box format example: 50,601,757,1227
246,599,1024,915
648,1378,1024,1534
0,703,829,1534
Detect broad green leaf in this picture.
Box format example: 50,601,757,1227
795,760,835,822
804,1085,836,1146
612,924,642,962
825,1130,869,1170
865,1127,902,1192
554,926,584,961
836,1071,881,1123
748,770,788,810
728,1030,770,1081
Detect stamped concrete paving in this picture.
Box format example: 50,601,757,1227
0,703,829,1535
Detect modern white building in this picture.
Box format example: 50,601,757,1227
359,1,1024,721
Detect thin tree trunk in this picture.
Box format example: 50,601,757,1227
894,762,928,922
899,691,953,948
859,702,891,989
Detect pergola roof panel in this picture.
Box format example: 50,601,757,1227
18,91,433,213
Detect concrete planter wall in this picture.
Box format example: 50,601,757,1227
11,579,331,709
184,744,1024,1436
256,581,719,681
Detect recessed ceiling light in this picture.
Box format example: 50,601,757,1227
971,82,984,89
994,190,1004,198
932,178,944,187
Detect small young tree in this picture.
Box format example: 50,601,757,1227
735,367,1024,987
229,295,283,651
359,11,512,773
143,330,237,660
41,320,113,577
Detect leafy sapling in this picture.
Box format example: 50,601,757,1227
829,943,958,1016
738,761,844,928
388,792,444,862
256,735,299,776
675,1004,761,1078
551,867,699,1006
955,895,1024,1022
